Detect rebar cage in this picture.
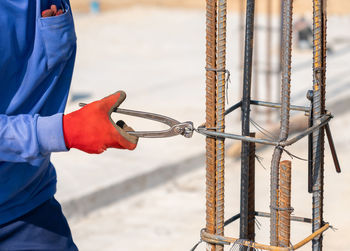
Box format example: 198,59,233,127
200,0,340,250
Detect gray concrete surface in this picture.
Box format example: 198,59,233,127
50,6,350,250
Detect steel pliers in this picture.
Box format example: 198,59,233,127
79,102,194,138
114,108,194,138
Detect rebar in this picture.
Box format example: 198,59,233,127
240,0,255,246
247,133,256,241
270,0,293,246
325,124,341,173
197,113,332,146
215,0,227,250
278,160,292,247
205,0,217,250
201,223,330,250
250,100,309,112
277,0,285,102
256,211,312,224
312,0,327,250
225,211,312,224
307,90,314,193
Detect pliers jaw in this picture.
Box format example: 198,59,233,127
173,121,194,138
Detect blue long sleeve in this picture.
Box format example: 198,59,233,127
0,0,77,225
0,114,67,163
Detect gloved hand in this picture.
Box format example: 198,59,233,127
42,5,64,17
63,91,138,153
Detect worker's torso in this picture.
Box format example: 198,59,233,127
0,0,76,224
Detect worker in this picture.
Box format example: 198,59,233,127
0,1,138,250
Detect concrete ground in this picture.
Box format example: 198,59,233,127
51,6,350,251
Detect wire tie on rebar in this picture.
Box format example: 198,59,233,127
269,205,294,213
190,239,203,251
205,67,231,104
276,144,308,162
329,224,338,232
255,217,262,230
229,239,240,251
283,148,308,161
255,154,267,170
289,241,295,250
202,126,225,131
249,239,255,250
314,67,324,74
250,118,276,140
200,228,231,246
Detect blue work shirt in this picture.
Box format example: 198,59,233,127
0,0,76,224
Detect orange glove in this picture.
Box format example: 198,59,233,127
42,5,64,17
63,91,138,154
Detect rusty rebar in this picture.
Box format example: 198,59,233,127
240,0,255,246
325,123,341,173
205,0,217,250
201,223,330,250
278,160,292,247
247,132,256,241
312,0,327,250
256,211,312,224
215,0,227,250
270,0,293,246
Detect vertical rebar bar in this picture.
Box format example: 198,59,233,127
216,0,227,250
247,132,256,242
270,0,293,246
266,0,272,123
205,0,217,250
278,160,292,247
277,0,285,103
240,0,255,246
307,90,314,194
312,0,326,250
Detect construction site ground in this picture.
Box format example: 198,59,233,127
51,6,350,250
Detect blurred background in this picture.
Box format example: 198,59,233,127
51,0,350,250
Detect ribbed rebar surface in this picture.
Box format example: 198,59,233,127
248,133,256,242
205,0,217,250
312,0,326,250
240,0,255,246
215,0,227,250
270,0,293,246
278,160,292,247
277,0,285,101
